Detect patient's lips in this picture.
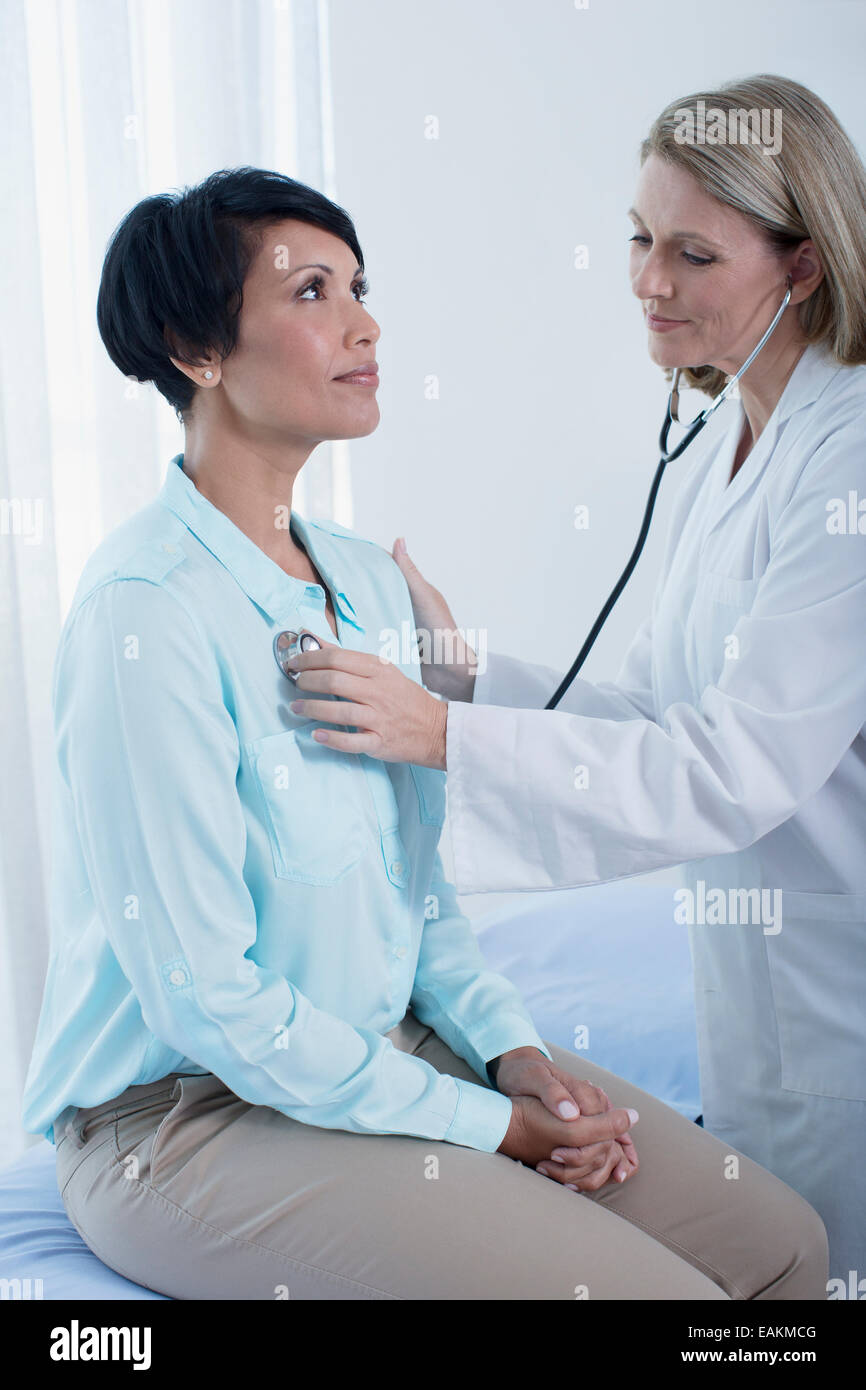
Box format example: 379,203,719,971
333,360,379,386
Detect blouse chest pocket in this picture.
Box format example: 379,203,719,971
354,760,446,891
246,726,374,885
692,570,761,694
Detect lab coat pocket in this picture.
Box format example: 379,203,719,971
765,889,866,1102
248,726,373,885
694,570,761,692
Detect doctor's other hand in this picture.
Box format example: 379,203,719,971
392,538,479,702
497,1096,639,1194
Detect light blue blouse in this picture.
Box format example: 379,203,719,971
21,454,551,1150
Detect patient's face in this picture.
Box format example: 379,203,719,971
217,218,380,446
627,154,790,378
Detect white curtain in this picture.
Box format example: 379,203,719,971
0,0,345,1166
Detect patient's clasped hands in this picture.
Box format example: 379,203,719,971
490,1047,640,1193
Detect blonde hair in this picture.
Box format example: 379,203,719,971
640,74,866,396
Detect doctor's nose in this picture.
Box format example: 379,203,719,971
631,256,676,305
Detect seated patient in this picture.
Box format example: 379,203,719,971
20,168,827,1301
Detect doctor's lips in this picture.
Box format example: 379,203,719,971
332,360,379,386
645,310,689,333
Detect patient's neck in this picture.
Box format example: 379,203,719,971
181,434,312,574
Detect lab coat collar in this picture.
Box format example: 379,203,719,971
158,453,364,632
771,340,843,425
705,342,843,534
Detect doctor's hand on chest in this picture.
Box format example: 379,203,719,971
284,537,483,764
285,633,451,769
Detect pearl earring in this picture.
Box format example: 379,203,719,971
203,370,214,380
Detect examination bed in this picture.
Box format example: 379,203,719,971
0,878,699,1299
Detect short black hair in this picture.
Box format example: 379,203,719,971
96,165,364,423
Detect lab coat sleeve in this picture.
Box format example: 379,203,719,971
471,614,656,721
446,422,866,893
58,577,513,1151
409,849,554,1083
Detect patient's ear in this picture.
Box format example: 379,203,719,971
163,325,220,384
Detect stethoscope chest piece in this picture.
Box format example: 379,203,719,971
274,628,323,681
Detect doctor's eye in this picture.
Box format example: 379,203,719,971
628,234,713,267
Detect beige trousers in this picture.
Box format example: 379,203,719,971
55,1009,828,1300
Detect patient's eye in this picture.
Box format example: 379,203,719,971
297,274,370,301
298,274,326,300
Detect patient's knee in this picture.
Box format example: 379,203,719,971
756,1188,829,1300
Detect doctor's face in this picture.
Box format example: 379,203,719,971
628,154,791,377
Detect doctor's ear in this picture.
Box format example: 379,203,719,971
785,241,824,303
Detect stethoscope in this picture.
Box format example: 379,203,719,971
273,278,794,718
274,628,323,680
543,276,794,711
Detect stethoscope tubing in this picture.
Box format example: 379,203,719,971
544,279,793,711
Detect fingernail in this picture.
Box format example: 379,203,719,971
616,1167,628,1182
312,730,330,742
536,1164,550,1176
558,1100,580,1118
627,1108,639,1125
564,1184,580,1192
290,700,303,711
546,1156,565,1165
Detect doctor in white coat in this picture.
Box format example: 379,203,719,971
285,75,866,1285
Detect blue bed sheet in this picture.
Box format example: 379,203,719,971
1,877,699,1299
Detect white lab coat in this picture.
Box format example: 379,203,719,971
445,343,866,1281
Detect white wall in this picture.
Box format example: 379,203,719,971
326,0,866,911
